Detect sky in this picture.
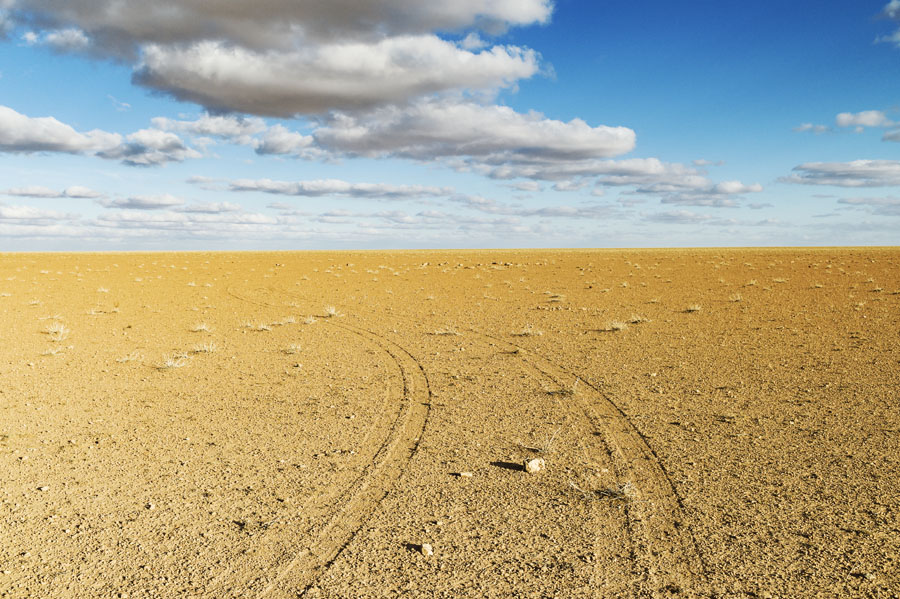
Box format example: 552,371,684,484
1,0,900,250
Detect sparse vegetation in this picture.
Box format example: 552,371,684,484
431,327,460,336
282,344,302,354
116,351,142,363
729,293,743,302
191,342,217,354
156,354,188,370
323,306,340,318
44,322,69,342
606,320,628,331
191,322,212,333
513,324,543,337
685,304,702,313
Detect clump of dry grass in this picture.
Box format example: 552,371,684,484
323,305,340,318
628,314,646,324
44,322,69,342
685,304,702,313
605,320,628,331
431,327,460,336
729,293,743,302
191,322,212,333
513,324,543,337
303,315,317,325
116,351,142,363
282,343,302,355
156,354,188,370
191,342,217,354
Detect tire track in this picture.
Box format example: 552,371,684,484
223,284,431,597
473,330,709,597
239,281,705,595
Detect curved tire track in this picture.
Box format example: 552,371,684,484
473,330,709,597
234,281,704,595
223,285,431,597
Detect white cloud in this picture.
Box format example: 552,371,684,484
837,196,900,215
9,0,552,52
882,129,900,142
107,95,131,112
0,105,199,166
1,185,102,198
43,27,90,51
0,104,121,153
97,128,201,166
315,98,635,164
836,110,895,129
11,1,552,116
135,37,539,116
452,195,617,219
253,125,316,156
100,194,184,210
0,202,75,221
151,113,267,143
793,123,830,134
179,202,242,214
782,160,900,187
229,178,453,199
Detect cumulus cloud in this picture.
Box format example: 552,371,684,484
10,1,552,116
229,178,453,199
0,104,121,153
151,113,266,143
97,128,201,166
0,105,199,166
782,160,900,187
1,185,102,198
315,98,635,165
134,38,539,116
836,110,895,129
793,123,831,134
8,0,552,52
253,125,316,156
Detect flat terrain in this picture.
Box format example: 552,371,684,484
1,249,898,598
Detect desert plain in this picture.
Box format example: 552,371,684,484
0,248,898,598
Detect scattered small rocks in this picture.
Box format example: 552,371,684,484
524,458,546,474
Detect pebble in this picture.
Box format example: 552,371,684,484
37,486,49,492
458,472,474,478
421,543,434,557
524,458,546,474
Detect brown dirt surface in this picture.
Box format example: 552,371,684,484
1,248,899,598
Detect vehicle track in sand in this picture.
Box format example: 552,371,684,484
223,285,432,598
257,277,709,596
469,329,710,597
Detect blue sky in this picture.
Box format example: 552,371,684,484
1,0,899,250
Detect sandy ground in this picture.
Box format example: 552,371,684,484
1,248,898,599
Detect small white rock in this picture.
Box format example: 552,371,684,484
524,458,546,474
37,486,50,492
421,543,434,556
459,471,474,478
